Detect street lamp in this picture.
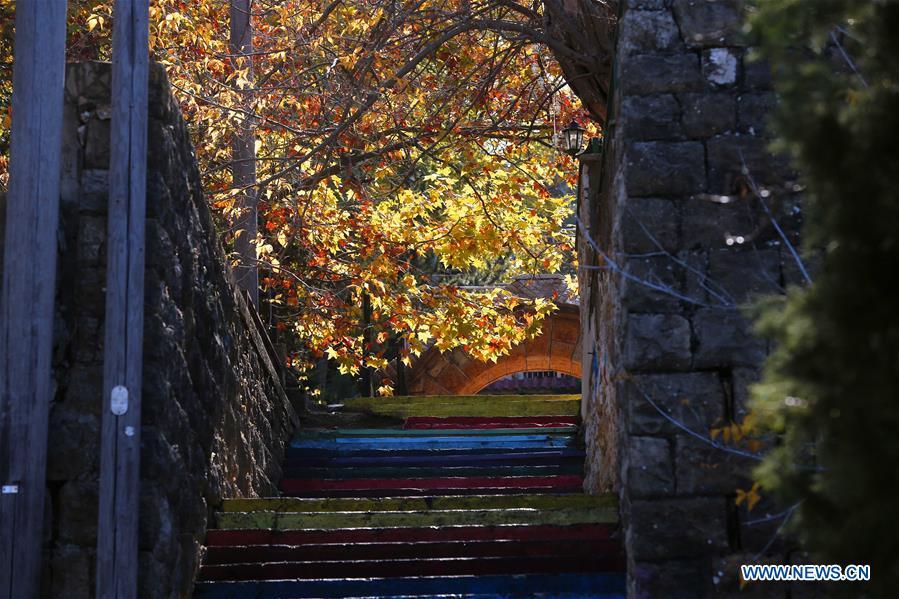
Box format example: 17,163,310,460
562,120,585,156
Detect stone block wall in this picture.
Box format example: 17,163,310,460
1,62,299,598
579,1,804,596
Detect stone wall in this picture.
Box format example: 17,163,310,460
579,1,804,596
0,62,298,598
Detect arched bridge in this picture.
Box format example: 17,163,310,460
405,276,581,395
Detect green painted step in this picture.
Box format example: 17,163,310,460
221,494,618,514
342,395,580,418
298,427,577,438
216,507,618,530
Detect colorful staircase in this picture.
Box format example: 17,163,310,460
194,394,626,598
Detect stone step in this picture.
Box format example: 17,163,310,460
298,426,577,437
283,447,585,467
203,539,620,565
220,493,617,513
341,394,580,418
282,463,582,479
197,554,626,581
279,474,584,497
205,523,618,547
196,392,623,599
403,415,578,429
216,506,617,530
288,434,575,452
194,572,626,598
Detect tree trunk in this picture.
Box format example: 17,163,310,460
542,0,617,124
230,0,258,308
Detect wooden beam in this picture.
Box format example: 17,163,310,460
0,1,68,596
95,1,149,597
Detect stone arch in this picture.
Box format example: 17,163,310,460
406,305,581,395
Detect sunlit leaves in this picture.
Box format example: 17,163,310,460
0,0,590,387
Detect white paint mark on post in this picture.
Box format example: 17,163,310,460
110,385,129,415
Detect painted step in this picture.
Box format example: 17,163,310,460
279,474,584,497
217,506,616,530
194,572,626,598
197,554,626,581
342,394,580,418
299,426,576,437
206,523,617,547
220,493,617,513
288,434,574,451
283,448,585,468
404,416,578,429
282,464,582,479
203,538,621,565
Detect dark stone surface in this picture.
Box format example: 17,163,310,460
737,92,778,133
626,436,675,497
706,247,782,303
679,92,736,138
621,256,685,312
623,313,692,370
627,497,730,560
743,55,773,89
626,0,667,9
621,53,703,95
680,196,757,251
692,308,767,368
621,95,683,140
674,435,754,494
621,197,680,253
631,557,713,598
626,372,726,437
672,0,746,48
619,10,682,55
625,141,706,196
30,62,300,599
706,133,792,194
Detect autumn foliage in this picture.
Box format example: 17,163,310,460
0,0,608,390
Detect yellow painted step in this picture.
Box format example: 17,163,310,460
342,394,580,418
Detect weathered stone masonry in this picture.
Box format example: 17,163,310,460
2,62,299,598
579,1,803,596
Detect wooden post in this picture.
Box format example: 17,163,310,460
230,0,259,308
0,2,68,596
95,1,149,597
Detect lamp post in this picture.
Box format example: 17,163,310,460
562,120,586,157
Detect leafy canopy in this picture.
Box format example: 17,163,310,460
0,0,604,385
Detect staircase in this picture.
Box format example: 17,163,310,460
194,394,626,598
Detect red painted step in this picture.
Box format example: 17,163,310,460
280,474,584,494
197,554,627,581
205,523,617,547
404,416,578,429
204,539,622,565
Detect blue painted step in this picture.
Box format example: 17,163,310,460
194,572,626,598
